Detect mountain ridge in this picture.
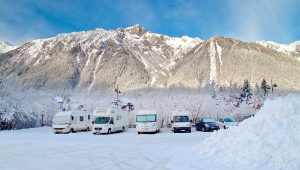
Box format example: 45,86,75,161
0,25,299,91
0,41,18,53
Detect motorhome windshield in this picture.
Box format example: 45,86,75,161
136,114,156,122
95,117,111,124
174,116,190,122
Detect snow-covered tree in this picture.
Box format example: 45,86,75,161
241,79,252,104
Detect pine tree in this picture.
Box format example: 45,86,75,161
241,79,252,104
261,79,269,96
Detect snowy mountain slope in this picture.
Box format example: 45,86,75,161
168,36,300,90
0,25,300,91
256,40,300,61
0,41,17,53
0,25,202,90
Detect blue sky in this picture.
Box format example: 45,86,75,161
0,0,300,45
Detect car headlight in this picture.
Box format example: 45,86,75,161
204,124,209,127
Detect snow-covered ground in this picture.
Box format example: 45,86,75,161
1,94,299,170
0,127,228,170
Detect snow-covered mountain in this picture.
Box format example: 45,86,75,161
0,41,17,53
256,40,300,61
0,25,299,91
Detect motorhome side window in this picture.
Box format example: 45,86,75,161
88,115,90,120
80,116,84,121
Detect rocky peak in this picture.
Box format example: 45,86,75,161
124,24,146,36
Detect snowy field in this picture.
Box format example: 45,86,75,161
0,127,228,170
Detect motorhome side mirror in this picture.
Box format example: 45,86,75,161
190,120,193,123
110,121,114,124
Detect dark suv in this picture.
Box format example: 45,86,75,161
195,118,220,132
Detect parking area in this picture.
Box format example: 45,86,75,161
0,127,229,170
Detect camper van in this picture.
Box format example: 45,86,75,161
170,110,192,133
136,110,162,134
92,107,128,135
52,111,92,134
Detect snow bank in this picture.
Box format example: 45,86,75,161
197,94,300,170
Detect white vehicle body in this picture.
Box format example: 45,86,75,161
92,107,128,135
218,117,239,129
136,110,162,134
52,111,92,134
170,110,192,133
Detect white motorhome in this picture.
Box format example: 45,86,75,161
52,111,92,134
136,110,162,134
92,107,128,135
170,110,192,133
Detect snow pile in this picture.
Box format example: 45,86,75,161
197,94,300,170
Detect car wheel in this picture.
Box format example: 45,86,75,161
71,128,75,133
223,125,226,129
137,132,141,134
122,126,125,132
108,129,111,134
202,127,205,132
86,127,90,131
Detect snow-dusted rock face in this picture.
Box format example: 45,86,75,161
256,40,300,60
0,25,300,91
0,41,17,53
168,36,300,91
